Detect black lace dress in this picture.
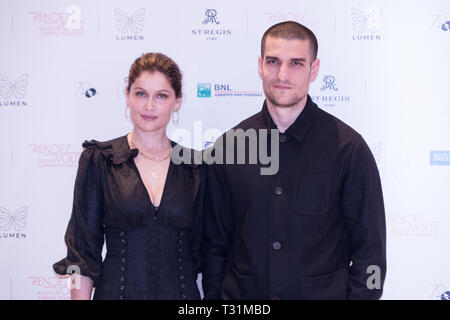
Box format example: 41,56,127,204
53,135,204,300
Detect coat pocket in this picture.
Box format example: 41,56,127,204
300,267,349,300
294,173,330,215
221,267,255,300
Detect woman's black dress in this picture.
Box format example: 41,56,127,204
53,135,204,300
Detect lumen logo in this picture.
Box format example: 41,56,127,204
351,5,382,41
114,8,145,40
0,73,28,107
0,206,27,239
197,83,211,98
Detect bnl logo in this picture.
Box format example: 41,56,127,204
197,83,211,97
430,151,450,165
203,9,220,25
320,75,338,91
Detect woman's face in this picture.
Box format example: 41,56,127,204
126,70,181,134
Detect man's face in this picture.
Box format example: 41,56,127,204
258,36,320,108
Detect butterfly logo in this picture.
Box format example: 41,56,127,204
114,8,145,34
351,5,382,33
0,74,28,99
0,206,28,231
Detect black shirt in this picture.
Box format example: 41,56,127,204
53,135,204,300
202,95,386,300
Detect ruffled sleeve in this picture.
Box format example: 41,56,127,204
53,141,105,287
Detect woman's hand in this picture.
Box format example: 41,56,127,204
70,274,93,300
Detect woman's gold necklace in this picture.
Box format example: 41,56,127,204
129,138,172,178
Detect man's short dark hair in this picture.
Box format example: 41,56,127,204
261,21,318,61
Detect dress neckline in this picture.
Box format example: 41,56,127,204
125,135,173,210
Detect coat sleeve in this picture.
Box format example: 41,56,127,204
53,142,105,287
201,161,233,300
341,135,386,299
189,163,206,275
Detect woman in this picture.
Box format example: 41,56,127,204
53,53,204,300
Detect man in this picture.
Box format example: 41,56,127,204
202,21,386,300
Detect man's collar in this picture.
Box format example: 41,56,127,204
259,94,321,144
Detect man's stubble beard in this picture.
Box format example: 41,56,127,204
264,85,306,109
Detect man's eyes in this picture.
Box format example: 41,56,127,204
266,59,303,66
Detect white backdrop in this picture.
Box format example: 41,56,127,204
1,0,449,300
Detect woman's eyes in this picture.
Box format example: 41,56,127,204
134,92,167,99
